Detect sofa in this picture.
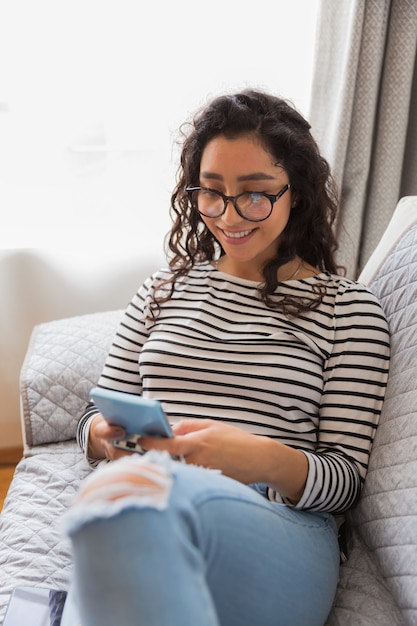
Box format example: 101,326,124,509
0,196,416,626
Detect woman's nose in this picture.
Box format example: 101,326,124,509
221,199,244,224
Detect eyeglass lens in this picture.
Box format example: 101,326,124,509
191,189,272,221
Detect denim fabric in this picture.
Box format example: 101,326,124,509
62,452,340,626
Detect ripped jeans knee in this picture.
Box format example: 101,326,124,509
65,451,177,533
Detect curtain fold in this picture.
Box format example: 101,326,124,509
309,0,417,277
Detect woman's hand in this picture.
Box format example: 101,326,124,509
88,413,130,461
171,419,263,484
142,420,256,481
141,419,308,501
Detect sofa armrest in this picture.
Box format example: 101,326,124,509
20,310,122,447
359,195,417,285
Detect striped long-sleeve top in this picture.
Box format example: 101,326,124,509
77,261,390,514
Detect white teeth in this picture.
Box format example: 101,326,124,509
223,229,253,239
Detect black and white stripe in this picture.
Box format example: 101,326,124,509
77,262,390,513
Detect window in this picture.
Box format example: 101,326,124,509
0,0,320,251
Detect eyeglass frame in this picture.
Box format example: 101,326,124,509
186,183,291,222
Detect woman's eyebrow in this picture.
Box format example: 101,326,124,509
200,171,277,181
199,171,222,181
238,172,277,181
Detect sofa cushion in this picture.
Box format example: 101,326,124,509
326,530,405,626
0,441,91,624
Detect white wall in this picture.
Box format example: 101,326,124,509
0,0,320,450
0,244,166,450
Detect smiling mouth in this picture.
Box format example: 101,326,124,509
222,228,255,239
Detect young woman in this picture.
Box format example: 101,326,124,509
62,90,390,626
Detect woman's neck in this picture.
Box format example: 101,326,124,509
214,256,317,282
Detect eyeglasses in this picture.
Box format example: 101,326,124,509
187,184,291,222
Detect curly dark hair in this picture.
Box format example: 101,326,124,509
154,89,340,316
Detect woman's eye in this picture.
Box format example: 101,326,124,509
202,189,221,199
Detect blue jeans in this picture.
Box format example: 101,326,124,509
62,451,339,626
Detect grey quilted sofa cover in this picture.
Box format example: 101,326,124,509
0,196,416,626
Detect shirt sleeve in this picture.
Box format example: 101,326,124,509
96,277,155,393
76,402,102,468
76,275,156,462
293,281,390,513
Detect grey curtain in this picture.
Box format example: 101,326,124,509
309,0,417,277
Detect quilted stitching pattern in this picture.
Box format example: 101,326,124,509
326,532,405,626
20,310,122,446
0,310,122,623
345,224,417,625
0,442,91,624
325,218,417,625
